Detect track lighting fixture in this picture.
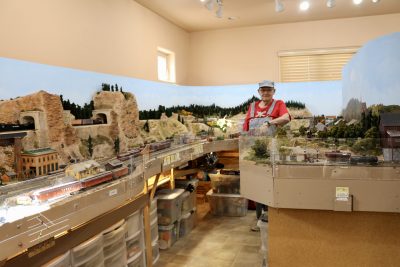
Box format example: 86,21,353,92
275,0,284,13
203,0,223,18
326,0,336,8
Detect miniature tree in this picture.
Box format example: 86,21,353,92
114,137,120,154
299,125,307,136
251,139,270,159
88,135,93,157
143,120,150,133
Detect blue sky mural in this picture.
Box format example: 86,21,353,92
0,57,342,116
342,32,400,109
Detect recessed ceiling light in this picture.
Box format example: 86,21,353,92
372,0,380,3
353,0,363,5
299,1,310,11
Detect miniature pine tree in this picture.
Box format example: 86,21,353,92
143,120,150,133
88,135,93,157
114,137,120,154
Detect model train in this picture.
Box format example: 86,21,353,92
117,140,173,161
325,151,379,165
30,163,128,203
0,122,34,132
71,118,104,126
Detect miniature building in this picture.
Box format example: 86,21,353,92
315,122,327,132
379,112,400,161
65,160,101,179
105,159,123,171
21,147,59,178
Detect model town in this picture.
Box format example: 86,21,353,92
0,83,399,224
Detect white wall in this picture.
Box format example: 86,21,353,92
187,13,400,85
0,0,190,84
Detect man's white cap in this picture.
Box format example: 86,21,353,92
258,80,275,88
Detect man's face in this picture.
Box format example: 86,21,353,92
258,87,275,102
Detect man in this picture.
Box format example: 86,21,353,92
243,80,290,133
243,80,290,231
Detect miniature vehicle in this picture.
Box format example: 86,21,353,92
350,155,378,165
325,151,351,162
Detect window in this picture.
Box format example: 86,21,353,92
157,47,175,83
279,47,358,82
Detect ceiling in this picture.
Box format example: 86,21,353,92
134,0,400,32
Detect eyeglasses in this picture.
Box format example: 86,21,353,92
258,88,275,93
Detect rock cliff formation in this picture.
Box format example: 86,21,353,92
0,91,80,162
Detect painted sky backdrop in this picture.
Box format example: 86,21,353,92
0,57,342,115
343,32,400,109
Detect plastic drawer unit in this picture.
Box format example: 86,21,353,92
152,240,160,265
156,189,185,226
150,208,157,223
150,217,159,243
179,209,197,238
207,190,248,217
126,210,142,237
209,170,240,194
181,191,196,215
71,234,103,266
42,251,71,267
150,196,158,212
127,251,145,267
73,249,104,267
126,230,144,259
158,222,178,249
103,221,126,259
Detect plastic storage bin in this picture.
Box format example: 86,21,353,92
206,190,248,217
158,221,178,249
156,189,185,226
179,209,196,238
126,210,142,237
104,247,126,267
127,251,144,267
71,234,103,266
209,170,240,194
42,251,71,267
181,191,196,214
126,230,144,259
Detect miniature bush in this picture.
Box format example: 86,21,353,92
251,139,270,159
